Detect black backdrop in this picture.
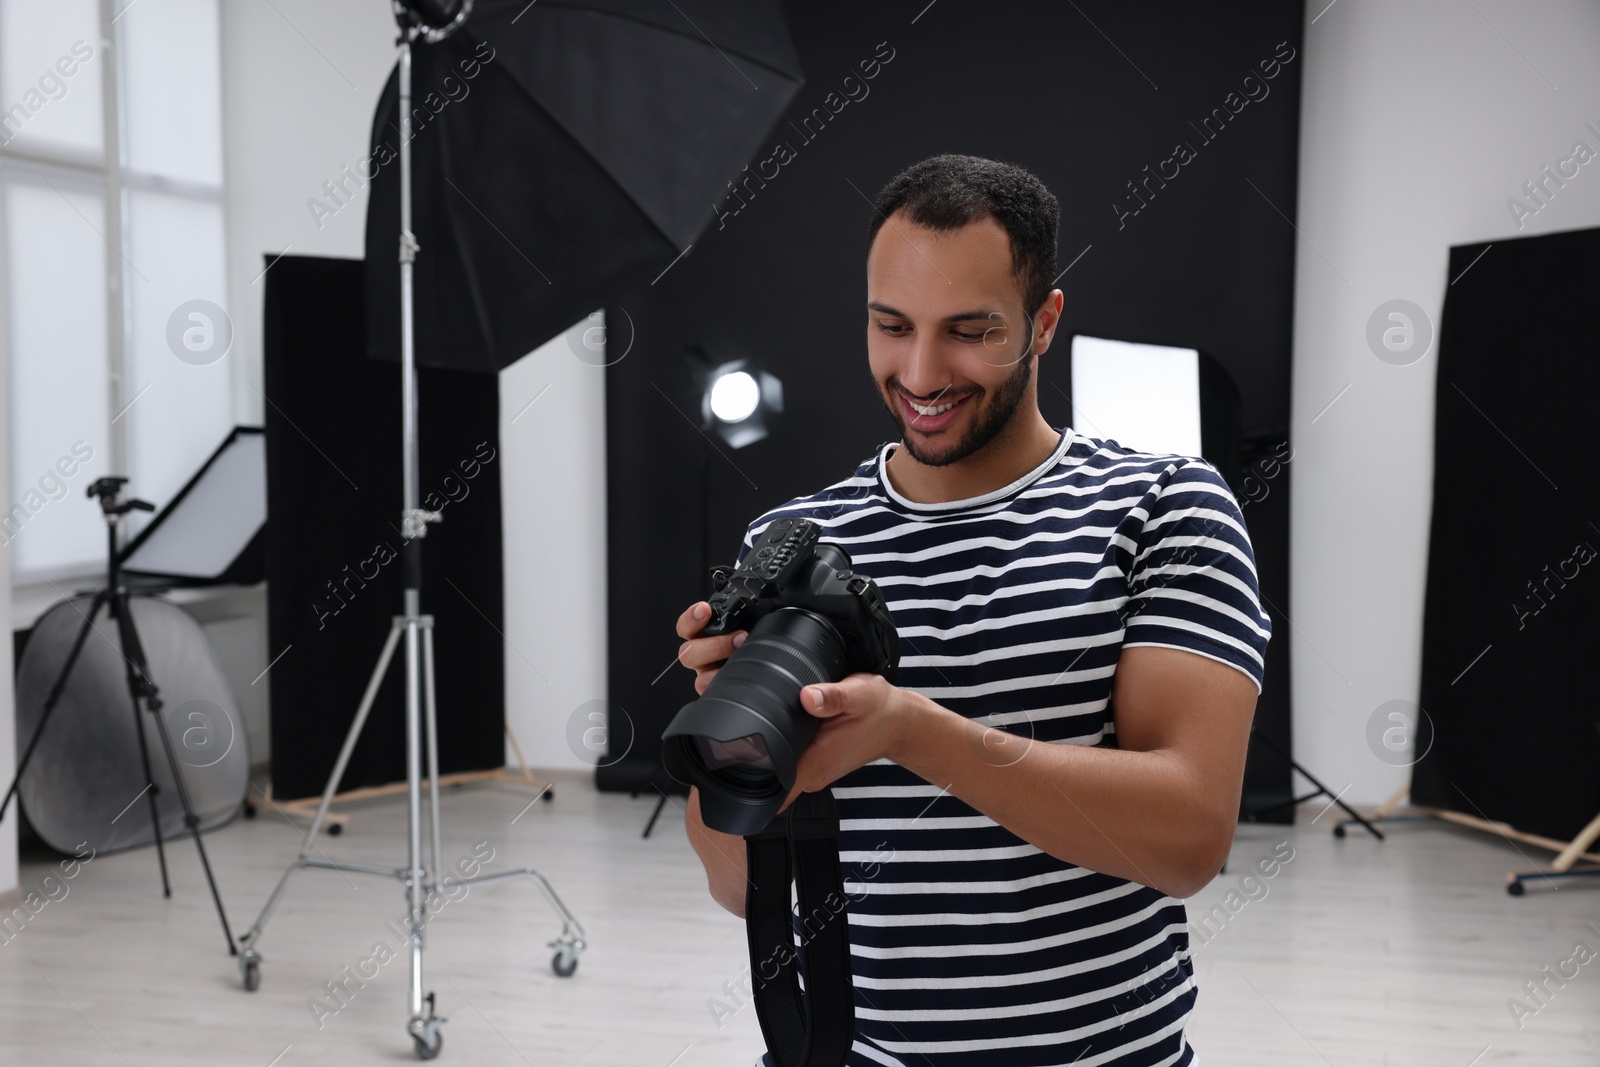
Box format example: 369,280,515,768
263,256,505,800
600,0,1303,819
1413,226,1600,841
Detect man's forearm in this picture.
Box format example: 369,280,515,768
686,786,749,917
888,693,1232,898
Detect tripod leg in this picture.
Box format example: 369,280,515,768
297,623,406,849
642,792,669,839
239,620,405,955
422,620,443,899
144,694,240,956
403,615,427,1026
1253,729,1385,842
127,683,173,898
1323,790,1385,841
97,591,172,896
109,590,239,952
0,591,111,825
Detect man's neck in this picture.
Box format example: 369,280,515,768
884,411,1062,505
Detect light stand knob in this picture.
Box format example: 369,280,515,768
401,507,443,539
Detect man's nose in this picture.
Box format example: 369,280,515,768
897,335,954,400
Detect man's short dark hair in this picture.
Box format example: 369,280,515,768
867,154,1060,319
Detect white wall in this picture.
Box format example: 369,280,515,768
0,314,14,898
1291,0,1600,803
219,0,398,418
499,320,608,771
219,3,606,776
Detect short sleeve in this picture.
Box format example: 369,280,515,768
1122,459,1272,693
733,522,758,569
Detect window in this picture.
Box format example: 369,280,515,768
0,0,229,583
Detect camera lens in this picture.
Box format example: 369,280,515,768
663,607,848,834
694,734,775,772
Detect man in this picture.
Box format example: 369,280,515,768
677,154,1270,1066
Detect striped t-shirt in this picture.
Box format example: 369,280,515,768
738,426,1271,1067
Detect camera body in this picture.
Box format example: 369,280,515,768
700,517,898,674
663,517,899,835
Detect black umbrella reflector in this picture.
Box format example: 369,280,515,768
365,0,804,373
15,596,248,855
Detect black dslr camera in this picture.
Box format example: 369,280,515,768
662,517,899,835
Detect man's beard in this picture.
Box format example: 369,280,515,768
881,350,1035,468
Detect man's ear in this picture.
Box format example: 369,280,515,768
1037,288,1066,350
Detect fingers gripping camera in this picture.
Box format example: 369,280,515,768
662,518,900,835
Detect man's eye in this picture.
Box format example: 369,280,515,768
876,321,908,335
952,329,986,342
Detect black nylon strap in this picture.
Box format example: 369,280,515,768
744,790,854,1067
789,794,854,1067
746,817,807,1065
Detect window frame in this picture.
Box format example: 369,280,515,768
0,0,228,585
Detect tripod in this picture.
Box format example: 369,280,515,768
235,15,585,1061
0,476,239,957
1242,726,1385,840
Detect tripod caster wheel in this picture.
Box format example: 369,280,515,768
412,1024,443,1060
543,788,555,802
1507,880,1526,897
1332,824,1347,839
242,802,257,820
328,823,344,837
551,950,579,977
240,952,262,992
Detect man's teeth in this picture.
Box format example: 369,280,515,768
909,397,959,416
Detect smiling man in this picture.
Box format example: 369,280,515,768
678,153,1272,1066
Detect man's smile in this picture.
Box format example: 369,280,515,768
898,390,973,432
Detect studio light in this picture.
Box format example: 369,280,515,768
1068,333,1239,473
698,358,783,449
709,370,760,423
1068,335,1202,456
392,0,473,40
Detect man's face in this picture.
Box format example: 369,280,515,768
865,211,1039,468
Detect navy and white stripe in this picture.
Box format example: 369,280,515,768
742,427,1271,1067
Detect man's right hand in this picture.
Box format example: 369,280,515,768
675,601,757,917
674,601,748,694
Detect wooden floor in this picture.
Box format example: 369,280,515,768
1,779,1597,1065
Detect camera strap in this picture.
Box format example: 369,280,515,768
744,789,854,1067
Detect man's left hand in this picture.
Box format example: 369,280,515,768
780,672,921,810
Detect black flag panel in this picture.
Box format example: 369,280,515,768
1413,226,1600,841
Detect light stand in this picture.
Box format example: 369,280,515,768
235,5,585,1059
638,352,783,837
636,443,710,839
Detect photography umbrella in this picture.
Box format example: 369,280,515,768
364,0,805,372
